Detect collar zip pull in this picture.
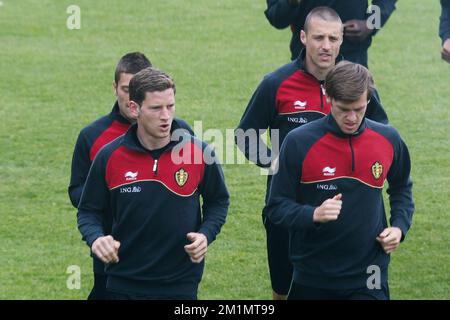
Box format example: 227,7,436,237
153,159,159,176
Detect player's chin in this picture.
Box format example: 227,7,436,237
317,59,334,69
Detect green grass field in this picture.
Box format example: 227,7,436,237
0,0,449,299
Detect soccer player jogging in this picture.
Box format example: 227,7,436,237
235,7,388,300
266,61,414,300
68,52,192,299
77,67,229,299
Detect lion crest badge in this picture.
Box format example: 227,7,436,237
175,168,189,187
371,161,383,180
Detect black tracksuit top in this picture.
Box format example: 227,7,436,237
77,122,229,296
266,115,414,289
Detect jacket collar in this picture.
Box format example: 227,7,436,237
325,114,366,138
109,101,131,124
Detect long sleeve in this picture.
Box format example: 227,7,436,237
266,132,316,230
235,75,277,168
198,146,229,245
370,0,396,36
365,89,389,124
386,130,414,241
371,0,397,28
68,131,91,208
265,0,301,29
440,0,450,43
77,150,110,247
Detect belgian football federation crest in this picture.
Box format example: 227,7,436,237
175,168,189,187
371,161,383,179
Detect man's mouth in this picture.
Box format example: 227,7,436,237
319,53,332,59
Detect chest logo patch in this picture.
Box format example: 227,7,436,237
371,162,383,180
294,100,307,109
124,171,138,181
322,166,336,176
175,168,189,187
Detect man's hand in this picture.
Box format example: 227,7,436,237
92,235,121,264
376,227,402,254
442,38,450,63
184,233,208,263
344,20,374,42
313,194,342,223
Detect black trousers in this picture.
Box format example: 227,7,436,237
288,282,390,300
87,273,108,300
106,290,197,300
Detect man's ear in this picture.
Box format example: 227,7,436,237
128,100,139,117
300,30,307,46
113,81,118,97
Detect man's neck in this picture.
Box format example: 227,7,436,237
304,58,333,81
118,109,135,124
136,127,171,151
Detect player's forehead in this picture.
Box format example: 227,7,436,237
307,17,342,35
117,72,134,86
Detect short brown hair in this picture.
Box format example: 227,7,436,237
304,6,342,33
114,52,152,84
129,67,176,106
325,61,375,103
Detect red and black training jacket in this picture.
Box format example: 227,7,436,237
77,124,229,296
266,115,414,289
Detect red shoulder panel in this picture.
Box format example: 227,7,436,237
90,120,130,161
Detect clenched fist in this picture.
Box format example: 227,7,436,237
313,193,342,223
92,235,121,264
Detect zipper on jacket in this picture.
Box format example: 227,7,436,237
153,159,159,176
349,137,355,172
320,83,325,109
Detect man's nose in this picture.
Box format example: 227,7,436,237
160,107,171,119
347,110,357,121
322,38,331,50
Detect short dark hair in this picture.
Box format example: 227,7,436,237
114,52,152,84
325,61,375,103
304,6,342,33
129,67,176,106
